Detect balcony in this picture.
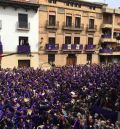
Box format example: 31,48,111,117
86,25,97,32
45,44,59,52
103,7,114,14
101,35,116,43
103,46,120,55
112,46,120,55
73,24,84,31
46,20,59,29
114,9,120,14
17,45,31,54
63,22,84,31
62,44,83,52
102,23,112,28
16,22,30,31
0,43,3,54
85,44,96,52
99,48,112,54
0,20,2,29
113,46,120,52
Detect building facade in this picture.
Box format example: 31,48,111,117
38,0,105,66
0,0,39,68
99,7,120,63
1,0,120,69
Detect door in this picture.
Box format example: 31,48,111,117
87,53,92,64
18,60,30,68
100,56,106,63
49,37,55,45
66,54,77,65
100,56,112,64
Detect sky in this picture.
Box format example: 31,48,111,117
85,0,120,8
105,0,120,8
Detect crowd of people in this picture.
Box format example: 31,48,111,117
0,64,120,129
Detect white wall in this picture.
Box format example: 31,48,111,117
0,6,39,52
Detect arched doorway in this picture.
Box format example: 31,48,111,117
66,54,77,65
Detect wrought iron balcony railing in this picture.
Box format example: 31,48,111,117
86,25,97,32
46,20,59,29
62,44,83,51
16,22,30,31
99,48,112,53
63,22,84,31
45,44,59,51
85,44,96,52
17,45,31,54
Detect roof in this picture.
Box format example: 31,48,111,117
58,0,107,8
0,0,39,12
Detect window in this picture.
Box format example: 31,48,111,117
49,15,56,26
74,37,80,44
93,7,96,10
49,37,55,45
48,0,52,3
116,33,120,40
89,19,94,29
18,14,28,28
75,17,81,28
89,7,96,10
88,37,93,45
66,2,69,6
74,3,78,7
18,60,30,68
70,2,73,7
87,53,92,63
53,0,56,4
78,4,81,8
66,16,72,27
89,7,92,10
65,36,71,44
48,54,55,63
19,36,29,45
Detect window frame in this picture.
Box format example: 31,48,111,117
19,36,29,46
89,18,95,29
18,13,28,28
65,36,71,44
48,54,55,63
66,15,72,27
74,37,80,44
